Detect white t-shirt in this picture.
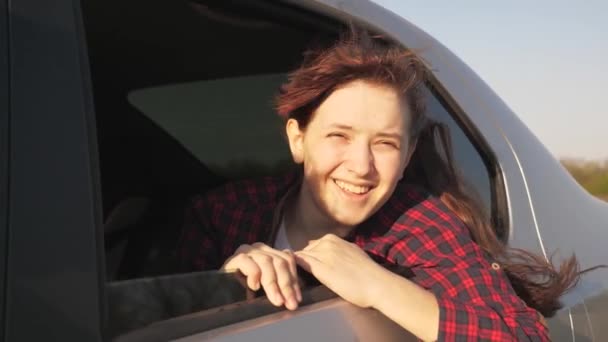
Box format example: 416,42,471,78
273,219,293,251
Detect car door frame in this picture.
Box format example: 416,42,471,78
5,0,105,341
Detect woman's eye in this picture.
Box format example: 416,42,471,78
378,141,399,149
328,132,347,139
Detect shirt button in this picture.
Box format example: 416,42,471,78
491,262,501,270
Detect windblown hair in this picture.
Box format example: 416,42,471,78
275,28,593,317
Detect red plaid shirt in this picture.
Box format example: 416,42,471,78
178,171,549,341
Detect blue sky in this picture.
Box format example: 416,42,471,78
373,1,608,160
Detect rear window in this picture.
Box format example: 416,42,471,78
128,73,291,179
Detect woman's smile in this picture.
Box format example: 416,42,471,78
333,179,372,195
332,178,375,203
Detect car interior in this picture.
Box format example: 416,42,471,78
80,0,505,338
83,0,342,282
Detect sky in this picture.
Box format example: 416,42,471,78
373,1,608,160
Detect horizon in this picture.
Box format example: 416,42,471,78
373,0,608,161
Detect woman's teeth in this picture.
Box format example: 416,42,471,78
334,180,371,194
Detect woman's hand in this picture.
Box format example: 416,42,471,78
294,234,387,309
221,242,302,310
296,234,441,341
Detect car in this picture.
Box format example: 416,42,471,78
2,0,607,341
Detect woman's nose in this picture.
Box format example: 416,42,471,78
345,142,375,177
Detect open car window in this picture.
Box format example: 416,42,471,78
80,0,507,340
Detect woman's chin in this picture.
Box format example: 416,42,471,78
330,210,370,228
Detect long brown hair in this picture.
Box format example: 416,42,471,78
275,28,593,317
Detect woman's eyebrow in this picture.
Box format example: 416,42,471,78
325,124,402,140
325,123,354,131
376,132,402,140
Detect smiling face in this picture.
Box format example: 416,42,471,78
286,80,415,229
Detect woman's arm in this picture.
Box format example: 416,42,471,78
385,220,550,341
295,235,441,341
295,232,549,342
370,268,440,341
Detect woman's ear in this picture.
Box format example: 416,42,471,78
286,119,305,164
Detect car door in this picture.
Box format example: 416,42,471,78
586,290,608,341
6,0,104,341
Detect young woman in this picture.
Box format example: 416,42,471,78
178,30,582,341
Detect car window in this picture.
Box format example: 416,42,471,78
80,0,506,339
425,87,506,238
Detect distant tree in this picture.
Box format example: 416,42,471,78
561,159,608,201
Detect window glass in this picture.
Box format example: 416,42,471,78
425,90,493,216
106,271,253,338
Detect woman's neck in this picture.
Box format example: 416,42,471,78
283,183,354,250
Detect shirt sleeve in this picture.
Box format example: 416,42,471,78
387,212,550,341
177,195,222,272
